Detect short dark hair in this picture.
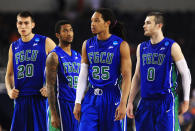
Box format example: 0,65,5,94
55,20,72,34
17,11,35,22
147,11,164,25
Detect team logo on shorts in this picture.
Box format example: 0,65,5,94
113,41,118,46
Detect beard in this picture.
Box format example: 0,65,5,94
61,40,72,45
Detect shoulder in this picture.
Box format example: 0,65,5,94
47,51,58,64
12,39,20,47
171,42,181,52
120,41,129,48
86,36,96,45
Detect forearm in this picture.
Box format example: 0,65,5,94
128,75,140,104
46,52,58,115
5,74,14,93
120,72,131,105
47,84,57,115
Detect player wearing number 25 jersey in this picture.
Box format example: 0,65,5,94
74,8,132,131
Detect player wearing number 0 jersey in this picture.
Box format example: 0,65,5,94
46,20,81,131
5,11,56,131
127,11,191,131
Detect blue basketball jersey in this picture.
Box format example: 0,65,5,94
86,35,123,87
51,46,81,102
12,34,47,96
140,37,178,98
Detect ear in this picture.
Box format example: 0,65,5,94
159,23,163,29
56,33,60,39
106,20,111,26
32,22,35,29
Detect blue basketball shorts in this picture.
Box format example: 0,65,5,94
79,86,126,131
135,93,180,131
11,95,47,131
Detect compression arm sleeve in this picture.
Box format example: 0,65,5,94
75,63,88,104
175,59,191,101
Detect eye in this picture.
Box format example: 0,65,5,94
18,22,22,25
24,22,29,25
63,29,68,32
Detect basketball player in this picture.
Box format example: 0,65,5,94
126,11,191,131
46,20,81,131
73,8,132,131
5,11,56,131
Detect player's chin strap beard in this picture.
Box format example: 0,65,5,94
61,40,72,45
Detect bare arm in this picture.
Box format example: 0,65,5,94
5,44,19,99
40,37,56,96
120,41,132,105
127,44,141,118
45,37,56,55
171,42,184,62
46,52,58,116
81,40,88,64
115,41,132,121
128,44,141,104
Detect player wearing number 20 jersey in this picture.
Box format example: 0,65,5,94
11,34,48,131
12,34,47,95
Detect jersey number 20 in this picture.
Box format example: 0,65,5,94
17,64,34,79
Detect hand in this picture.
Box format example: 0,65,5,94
51,113,60,128
179,101,189,115
40,86,47,97
8,88,19,99
73,103,81,121
127,102,134,118
114,103,126,121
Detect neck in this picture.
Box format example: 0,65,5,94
21,33,34,42
59,43,72,56
150,31,164,44
97,30,111,40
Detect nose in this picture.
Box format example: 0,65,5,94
91,21,95,27
21,23,26,28
143,24,146,28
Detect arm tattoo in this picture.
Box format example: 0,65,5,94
46,52,58,115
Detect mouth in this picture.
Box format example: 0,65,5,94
21,30,26,33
